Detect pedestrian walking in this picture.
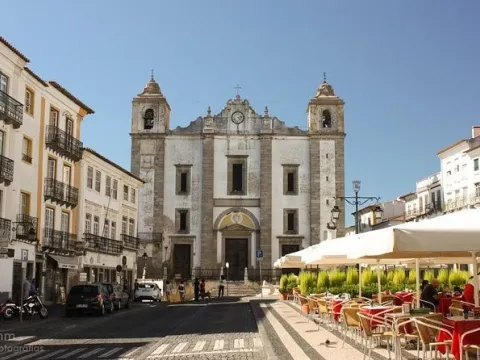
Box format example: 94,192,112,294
23,277,31,300
200,279,210,300
164,280,171,302
178,280,185,302
194,278,200,301
218,275,226,297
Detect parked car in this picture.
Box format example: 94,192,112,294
65,284,114,316
112,284,130,310
134,282,161,302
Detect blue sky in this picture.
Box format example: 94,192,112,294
3,0,480,225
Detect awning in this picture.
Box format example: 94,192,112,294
48,255,79,270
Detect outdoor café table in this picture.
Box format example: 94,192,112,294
360,306,392,328
437,296,461,316
394,292,414,306
437,316,480,360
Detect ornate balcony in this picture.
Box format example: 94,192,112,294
42,228,78,254
121,234,140,250
44,178,78,208
0,90,23,128
0,217,11,246
0,154,14,185
45,125,82,161
83,233,122,255
13,214,38,243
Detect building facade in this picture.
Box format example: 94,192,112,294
438,126,480,212
0,37,94,304
77,148,143,293
130,76,346,280
353,200,405,233
401,173,443,222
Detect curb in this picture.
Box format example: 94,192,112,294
248,299,278,360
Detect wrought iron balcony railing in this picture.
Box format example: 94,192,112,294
0,154,14,185
0,90,23,128
121,234,140,250
83,233,122,255
44,178,79,208
22,153,32,164
45,125,83,161
42,228,78,252
14,214,38,243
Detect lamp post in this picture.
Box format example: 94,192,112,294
327,180,382,234
142,252,148,280
225,262,230,296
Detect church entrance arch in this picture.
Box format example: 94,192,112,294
214,208,260,280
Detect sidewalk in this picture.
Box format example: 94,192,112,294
250,299,420,360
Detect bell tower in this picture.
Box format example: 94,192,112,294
130,74,170,278
308,74,346,242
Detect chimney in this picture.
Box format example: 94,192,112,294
472,126,480,138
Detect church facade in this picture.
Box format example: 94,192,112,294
130,77,346,280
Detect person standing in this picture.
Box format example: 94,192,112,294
22,277,31,300
218,275,226,297
178,280,185,302
164,281,171,302
194,278,200,301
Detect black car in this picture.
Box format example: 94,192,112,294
65,284,114,316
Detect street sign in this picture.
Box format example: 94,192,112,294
21,249,28,262
256,249,263,260
22,261,27,269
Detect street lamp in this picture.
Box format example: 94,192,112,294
142,252,148,280
328,180,382,234
225,262,230,296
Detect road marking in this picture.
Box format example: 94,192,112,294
253,338,263,348
78,348,105,358
213,339,224,350
150,344,169,355
29,338,158,346
99,347,123,358
8,336,36,342
234,339,244,348
15,352,45,360
58,348,87,358
36,349,68,359
192,341,206,351
120,347,142,357
157,349,259,357
260,304,309,359
171,342,187,353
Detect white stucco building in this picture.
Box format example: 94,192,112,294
0,37,94,304
77,148,143,290
353,200,405,233
438,126,480,212
130,75,347,280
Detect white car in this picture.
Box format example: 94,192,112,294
134,282,161,302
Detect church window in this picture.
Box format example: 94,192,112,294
227,155,248,195
123,185,129,201
283,164,299,195
321,110,332,128
175,165,192,195
284,209,298,234
144,109,154,129
176,209,190,233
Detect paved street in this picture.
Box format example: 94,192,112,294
0,298,276,360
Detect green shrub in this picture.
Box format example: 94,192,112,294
437,268,449,286
392,268,406,287
279,274,288,293
423,270,435,283
286,274,298,290
386,270,395,283
299,271,317,295
449,270,469,286
408,270,416,284
346,267,359,286
361,268,376,286
329,268,346,287
317,271,330,291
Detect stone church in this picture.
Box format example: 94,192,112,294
130,76,346,280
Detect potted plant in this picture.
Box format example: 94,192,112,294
299,271,317,314
279,274,288,300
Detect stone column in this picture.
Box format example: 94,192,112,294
201,135,215,268
309,136,321,245
153,137,166,265
259,136,272,266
